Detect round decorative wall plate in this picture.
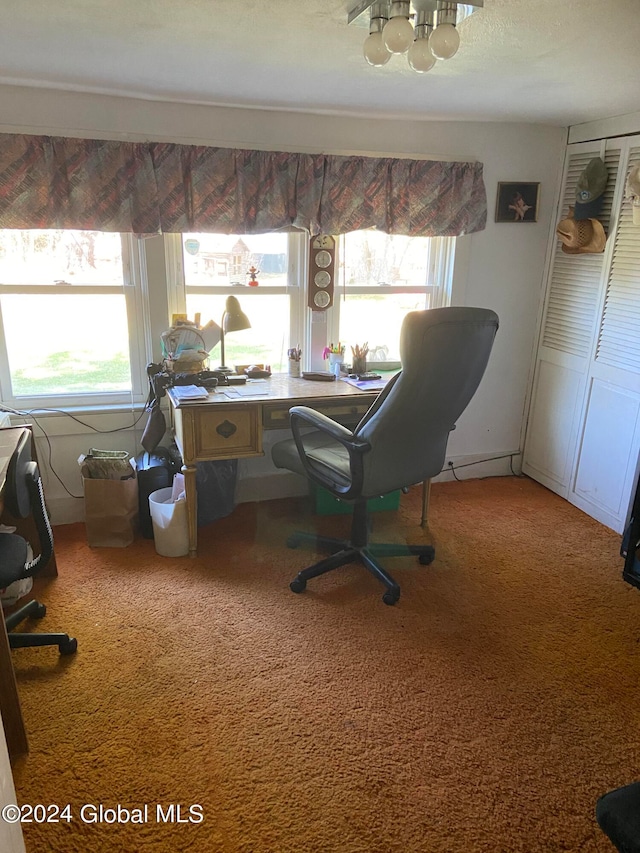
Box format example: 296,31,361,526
314,270,331,288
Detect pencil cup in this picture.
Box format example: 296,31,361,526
352,356,366,375
288,359,301,378
329,353,344,378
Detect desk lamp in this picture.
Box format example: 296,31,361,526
219,295,251,373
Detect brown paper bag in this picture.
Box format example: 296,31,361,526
82,468,139,548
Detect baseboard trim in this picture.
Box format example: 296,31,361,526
49,452,521,526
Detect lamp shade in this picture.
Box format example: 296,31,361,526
223,295,251,333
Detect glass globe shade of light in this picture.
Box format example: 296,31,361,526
363,31,392,66
382,15,414,54
429,23,460,60
408,38,436,73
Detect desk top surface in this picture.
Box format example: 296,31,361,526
168,373,390,408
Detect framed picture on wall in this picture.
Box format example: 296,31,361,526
495,182,540,223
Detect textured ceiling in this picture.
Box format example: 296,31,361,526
0,0,638,126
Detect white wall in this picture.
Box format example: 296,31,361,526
0,85,567,522
0,722,25,853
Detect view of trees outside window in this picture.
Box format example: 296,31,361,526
182,233,292,371
337,231,441,363
341,231,429,288
0,230,132,398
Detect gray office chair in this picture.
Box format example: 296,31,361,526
272,307,499,605
0,429,77,654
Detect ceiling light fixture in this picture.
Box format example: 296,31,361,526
383,1,415,54
349,1,483,74
363,3,392,66
407,8,436,73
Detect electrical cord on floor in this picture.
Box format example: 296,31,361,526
447,461,460,481
0,403,148,500
1,401,523,501
443,451,523,482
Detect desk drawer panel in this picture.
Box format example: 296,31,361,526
263,398,373,430
188,406,262,459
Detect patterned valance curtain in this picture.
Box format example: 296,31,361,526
0,133,487,237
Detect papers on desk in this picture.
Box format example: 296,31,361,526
171,385,210,401
220,385,268,398
340,376,389,392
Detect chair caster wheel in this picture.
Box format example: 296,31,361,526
33,602,47,618
59,637,78,655
286,535,301,549
382,590,400,606
419,551,435,565
290,578,307,594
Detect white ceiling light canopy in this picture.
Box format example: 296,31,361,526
349,0,483,74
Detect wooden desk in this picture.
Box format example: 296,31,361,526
168,375,380,557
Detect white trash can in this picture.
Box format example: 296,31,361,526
148,487,189,557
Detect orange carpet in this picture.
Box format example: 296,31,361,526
8,476,638,852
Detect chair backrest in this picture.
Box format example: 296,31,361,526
5,429,32,519
354,307,499,497
5,428,53,575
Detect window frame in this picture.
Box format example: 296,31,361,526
0,233,150,411
0,229,456,412
169,231,308,370
327,234,456,365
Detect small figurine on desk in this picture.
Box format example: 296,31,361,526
247,265,260,287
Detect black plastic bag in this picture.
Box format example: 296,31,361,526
196,460,238,527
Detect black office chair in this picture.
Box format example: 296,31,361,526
0,429,77,654
596,782,640,852
271,307,499,605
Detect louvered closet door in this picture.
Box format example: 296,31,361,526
569,143,640,531
523,142,621,501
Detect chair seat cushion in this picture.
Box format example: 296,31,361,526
272,431,352,489
0,533,28,586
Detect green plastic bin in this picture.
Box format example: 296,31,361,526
312,484,401,516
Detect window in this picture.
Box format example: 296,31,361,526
181,232,305,372
332,231,455,365
0,230,148,408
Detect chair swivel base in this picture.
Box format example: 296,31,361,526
288,533,435,606
5,599,78,655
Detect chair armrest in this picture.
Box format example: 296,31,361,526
289,406,371,498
